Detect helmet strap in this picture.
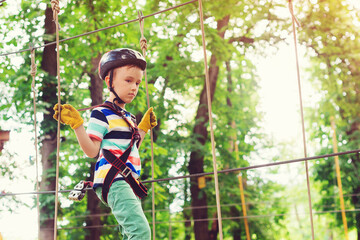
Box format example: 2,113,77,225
109,69,125,105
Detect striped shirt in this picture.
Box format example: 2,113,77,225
86,102,141,189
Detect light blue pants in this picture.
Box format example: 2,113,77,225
95,180,151,240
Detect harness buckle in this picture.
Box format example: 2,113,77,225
121,166,132,178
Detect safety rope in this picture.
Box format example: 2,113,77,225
288,1,315,239
197,0,223,238
137,10,156,240
50,0,61,239
30,44,40,240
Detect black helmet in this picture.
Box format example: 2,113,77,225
98,48,146,80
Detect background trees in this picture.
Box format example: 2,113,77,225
1,0,359,239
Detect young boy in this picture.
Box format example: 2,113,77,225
53,48,156,239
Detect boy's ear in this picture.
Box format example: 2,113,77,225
104,76,110,87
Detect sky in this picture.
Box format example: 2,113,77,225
1,0,359,239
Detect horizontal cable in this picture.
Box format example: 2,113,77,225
1,149,359,197
0,0,197,57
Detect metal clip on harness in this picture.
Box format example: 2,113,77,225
68,180,93,201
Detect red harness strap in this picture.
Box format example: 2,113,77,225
102,149,148,203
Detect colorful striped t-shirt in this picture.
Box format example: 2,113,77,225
86,102,141,189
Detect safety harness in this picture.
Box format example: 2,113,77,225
68,101,148,203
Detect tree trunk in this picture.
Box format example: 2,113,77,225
85,55,104,240
230,206,242,240
209,212,219,240
39,5,58,240
187,15,229,240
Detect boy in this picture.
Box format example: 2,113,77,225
53,48,156,239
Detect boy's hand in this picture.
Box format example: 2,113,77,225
53,104,84,129
138,107,157,133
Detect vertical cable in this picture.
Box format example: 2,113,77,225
197,0,223,238
50,0,61,239
288,1,315,239
138,11,156,240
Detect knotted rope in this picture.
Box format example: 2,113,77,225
138,10,156,240
30,44,40,240
50,0,62,239
50,0,60,21
138,11,148,52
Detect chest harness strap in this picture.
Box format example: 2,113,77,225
100,102,148,203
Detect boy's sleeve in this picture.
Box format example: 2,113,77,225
86,109,109,142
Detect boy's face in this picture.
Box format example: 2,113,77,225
106,66,143,105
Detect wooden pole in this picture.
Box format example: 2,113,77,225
330,116,349,240
237,175,251,240
233,122,251,240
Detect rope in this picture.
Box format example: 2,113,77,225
138,10,156,240
197,0,223,238
0,0,197,57
30,44,40,240
288,1,315,239
51,0,61,239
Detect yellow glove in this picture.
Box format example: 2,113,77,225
138,107,157,133
53,104,84,130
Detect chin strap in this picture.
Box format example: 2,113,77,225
109,69,125,105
